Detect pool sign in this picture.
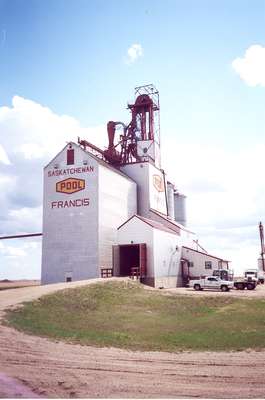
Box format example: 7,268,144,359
56,178,85,194
153,174,164,192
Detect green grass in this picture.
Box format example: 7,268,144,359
4,280,265,351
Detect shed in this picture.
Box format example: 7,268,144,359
181,246,230,283
117,214,183,288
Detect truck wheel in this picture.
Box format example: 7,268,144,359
246,283,255,290
235,283,245,290
194,284,201,291
221,285,229,292
260,279,264,284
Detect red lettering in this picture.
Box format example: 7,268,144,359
51,198,90,209
48,166,94,177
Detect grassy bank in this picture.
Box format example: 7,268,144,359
5,280,265,351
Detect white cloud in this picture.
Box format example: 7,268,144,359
16,143,46,160
126,43,143,64
0,95,106,231
0,238,41,280
232,44,265,86
8,206,43,233
0,95,106,163
0,95,264,279
0,242,27,257
0,96,107,279
0,144,11,165
162,141,265,274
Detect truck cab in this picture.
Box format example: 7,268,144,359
213,269,233,281
245,268,264,284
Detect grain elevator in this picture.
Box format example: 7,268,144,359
41,85,228,287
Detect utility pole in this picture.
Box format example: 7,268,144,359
259,222,265,271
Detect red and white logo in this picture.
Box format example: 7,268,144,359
153,174,164,192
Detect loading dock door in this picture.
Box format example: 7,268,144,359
113,243,147,279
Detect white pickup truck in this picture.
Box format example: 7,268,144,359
189,276,234,292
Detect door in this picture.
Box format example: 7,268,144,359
139,243,147,278
181,259,189,285
205,277,219,289
112,245,120,276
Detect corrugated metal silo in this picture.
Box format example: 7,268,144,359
174,191,187,226
166,182,175,220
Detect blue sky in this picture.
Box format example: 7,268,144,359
0,0,265,278
2,0,265,132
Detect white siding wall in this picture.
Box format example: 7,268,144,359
148,163,167,215
180,229,198,248
117,217,154,277
98,165,137,268
120,162,167,218
149,210,197,248
118,217,184,288
41,144,99,284
181,247,226,278
153,229,183,288
120,163,150,216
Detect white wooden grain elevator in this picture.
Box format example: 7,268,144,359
41,85,228,287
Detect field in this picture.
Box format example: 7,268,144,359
5,280,265,352
0,279,40,291
2,278,265,398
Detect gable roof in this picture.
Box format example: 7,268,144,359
182,246,230,262
149,208,194,234
44,141,135,183
118,214,178,235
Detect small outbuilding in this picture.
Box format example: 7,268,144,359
117,214,184,288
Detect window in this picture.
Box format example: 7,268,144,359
207,277,217,282
205,261,212,269
67,148,74,165
188,261,194,268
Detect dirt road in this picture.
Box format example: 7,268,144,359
1,279,265,398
